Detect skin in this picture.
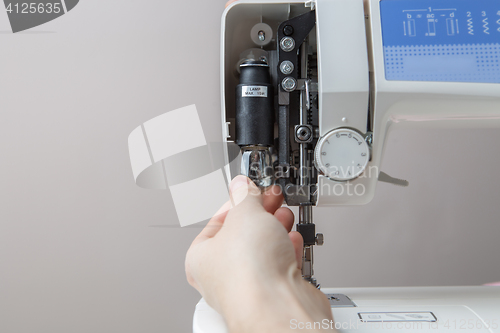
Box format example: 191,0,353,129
185,176,336,332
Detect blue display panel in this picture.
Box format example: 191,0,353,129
380,0,500,83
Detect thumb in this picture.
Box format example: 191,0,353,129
229,175,262,208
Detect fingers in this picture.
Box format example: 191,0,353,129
262,185,284,214
275,207,301,269
193,176,281,246
229,175,262,208
193,176,263,244
231,177,284,214
289,231,304,270
192,200,232,245
274,207,294,233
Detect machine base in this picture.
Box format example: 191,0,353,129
193,286,500,332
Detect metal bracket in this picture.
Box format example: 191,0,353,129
283,184,311,205
296,79,318,92
277,10,317,91
324,294,357,308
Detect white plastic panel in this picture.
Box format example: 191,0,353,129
194,286,500,333
319,0,500,207
316,0,369,136
221,0,500,208
332,0,500,208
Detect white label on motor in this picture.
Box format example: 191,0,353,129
358,312,437,322
242,86,268,97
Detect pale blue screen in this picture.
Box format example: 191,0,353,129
380,0,500,83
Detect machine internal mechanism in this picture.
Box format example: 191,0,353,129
231,9,323,286
230,7,370,287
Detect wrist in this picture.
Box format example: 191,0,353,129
220,268,334,332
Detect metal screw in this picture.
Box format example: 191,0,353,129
315,233,324,246
259,56,268,64
258,30,265,42
280,36,295,52
296,125,311,141
281,77,297,92
283,25,294,36
280,61,294,75
365,133,373,145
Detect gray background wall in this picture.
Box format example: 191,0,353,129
0,1,499,332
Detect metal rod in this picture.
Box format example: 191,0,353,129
297,40,317,286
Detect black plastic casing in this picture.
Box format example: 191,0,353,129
235,61,274,147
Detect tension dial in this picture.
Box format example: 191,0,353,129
314,128,370,181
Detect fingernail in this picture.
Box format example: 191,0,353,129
230,176,249,193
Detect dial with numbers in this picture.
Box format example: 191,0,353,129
314,128,370,181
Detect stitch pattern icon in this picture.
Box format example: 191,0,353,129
3,0,79,33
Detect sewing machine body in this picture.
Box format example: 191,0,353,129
196,0,500,331
221,0,500,205
194,286,500,332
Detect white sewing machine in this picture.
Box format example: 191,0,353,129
194,0,500,331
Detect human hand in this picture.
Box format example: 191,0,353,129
185,176,334,332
